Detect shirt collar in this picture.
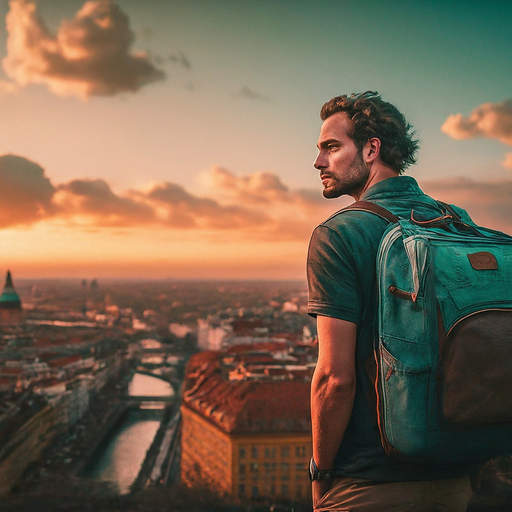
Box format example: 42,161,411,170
360,176,424,201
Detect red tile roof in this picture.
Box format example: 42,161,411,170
47,355,82,368
225,341,289,354
0,367,23,375
183,352,310,434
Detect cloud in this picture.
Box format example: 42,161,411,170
0,79,19,95
55,179,155,226
0,155,343,241
233,86,269,101
503,153,512,170
138,181,270,229
0,155,56,227
422,177,512,235
2,0,165,99
441,99,512,145
204,167,290,205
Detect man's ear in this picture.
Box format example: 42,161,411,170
363,137,381,164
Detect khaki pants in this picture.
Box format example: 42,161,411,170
314,476,473,512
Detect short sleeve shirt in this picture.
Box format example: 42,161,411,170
307,176,476,481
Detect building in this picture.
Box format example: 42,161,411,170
181,349,313,502
0,270,22,326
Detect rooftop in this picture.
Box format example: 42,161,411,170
182,350,311,435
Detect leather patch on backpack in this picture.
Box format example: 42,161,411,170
467,251,498,270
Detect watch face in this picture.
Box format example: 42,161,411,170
309,457,316,482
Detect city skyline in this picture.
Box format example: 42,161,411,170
0,0,511,279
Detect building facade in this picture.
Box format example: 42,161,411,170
181,348,314,502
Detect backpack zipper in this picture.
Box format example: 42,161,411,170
446,308,512,336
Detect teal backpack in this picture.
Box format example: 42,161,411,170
347,200,512,465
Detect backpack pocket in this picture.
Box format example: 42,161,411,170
439,309,512,428
378,343,434,458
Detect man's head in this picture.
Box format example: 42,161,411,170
314,91,419,200
320,91,419,175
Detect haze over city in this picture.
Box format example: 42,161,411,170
0,0,511,279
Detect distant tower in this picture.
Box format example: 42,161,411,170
0,270,23,326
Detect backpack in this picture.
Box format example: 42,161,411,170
346,199,512,465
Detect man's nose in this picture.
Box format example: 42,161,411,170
314,152,326,170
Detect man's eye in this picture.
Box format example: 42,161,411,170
328,145,338,151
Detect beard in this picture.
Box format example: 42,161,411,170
322,151,369,199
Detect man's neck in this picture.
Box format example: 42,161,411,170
351,164,399,201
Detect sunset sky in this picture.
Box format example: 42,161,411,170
0,0,511,280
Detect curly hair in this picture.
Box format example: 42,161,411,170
320,91,419,174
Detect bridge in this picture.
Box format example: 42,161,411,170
121,395,174,403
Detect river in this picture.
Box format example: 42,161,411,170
83,372,174,493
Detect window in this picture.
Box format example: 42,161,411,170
239,464,245,479
265,446,276,458
281,484,289,497
252,486,259,497
295,485,302,498
251,463,259,474
281,445,290,458
270,483,275,494
281,462,290,481
251,446,258,459
295,445,306,458
295,462,306,480
238,484,245,496
239,447,246,459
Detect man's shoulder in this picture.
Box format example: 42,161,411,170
315,204,390,237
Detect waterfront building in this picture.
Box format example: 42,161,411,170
0,270,22,326
0,397,63,494
181,350,312,501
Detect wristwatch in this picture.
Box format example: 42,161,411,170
308,457,334,482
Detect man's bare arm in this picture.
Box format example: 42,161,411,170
311,315,357,505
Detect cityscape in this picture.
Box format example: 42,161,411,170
0,271,320,511
1,271,512,511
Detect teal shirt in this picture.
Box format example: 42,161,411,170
307,176,476,480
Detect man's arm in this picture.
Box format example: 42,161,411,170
311,315,357,506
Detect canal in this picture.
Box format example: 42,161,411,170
83,372,175,494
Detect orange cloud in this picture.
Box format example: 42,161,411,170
0,155,333,239
139,182,270,229
0,155,55,227
2,0,165,99
441,99,512,145
55,179,155,226
422,177,512,235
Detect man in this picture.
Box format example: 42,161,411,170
307,92,476,511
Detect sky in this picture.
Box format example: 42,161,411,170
0,0,511,280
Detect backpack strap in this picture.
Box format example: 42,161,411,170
343,200,399,224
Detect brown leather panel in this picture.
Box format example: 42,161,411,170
439,310,512,428
388,285,414,301
467,252,498,270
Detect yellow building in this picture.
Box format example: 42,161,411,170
181,350,312,501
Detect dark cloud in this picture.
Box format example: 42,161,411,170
3,0,165,99
234,86,270,101
0,154,55,227
56,179,155,226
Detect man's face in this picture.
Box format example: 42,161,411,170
314,112,369,199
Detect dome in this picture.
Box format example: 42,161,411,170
0,271,22,310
